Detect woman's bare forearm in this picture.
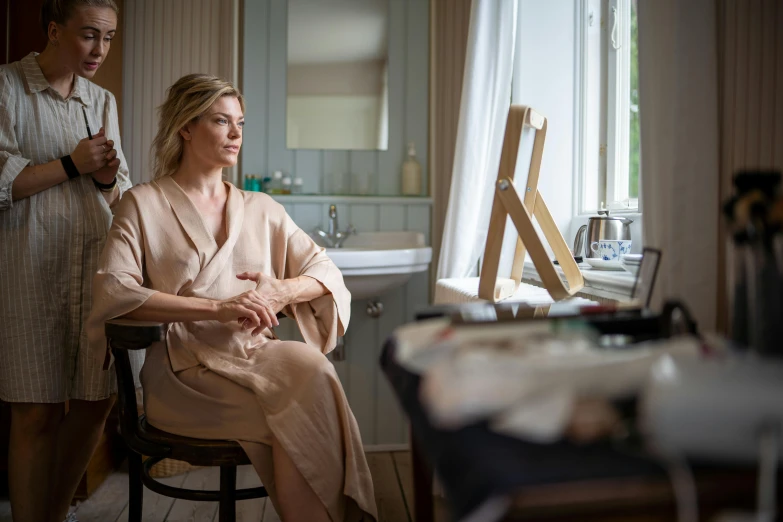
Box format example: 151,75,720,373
125,276,326,323
11,160,69,201
123,292,218,323
287,275,329,305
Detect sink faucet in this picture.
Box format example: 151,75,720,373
312,204,356,248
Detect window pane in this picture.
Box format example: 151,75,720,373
629,0,640,199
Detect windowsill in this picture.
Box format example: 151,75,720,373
521,260,635,302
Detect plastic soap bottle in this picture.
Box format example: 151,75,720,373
401,142,422,196
293,177,304,194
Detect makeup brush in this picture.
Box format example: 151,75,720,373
81,106,93,140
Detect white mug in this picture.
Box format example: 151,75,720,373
590,240,632,261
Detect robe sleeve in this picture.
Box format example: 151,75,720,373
86,190,159,363
280,213,351,354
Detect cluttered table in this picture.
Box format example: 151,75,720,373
380,303,764,522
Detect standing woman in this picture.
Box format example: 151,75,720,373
0,1,134,521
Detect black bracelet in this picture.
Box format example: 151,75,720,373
61,155,80,179
93,176,117,192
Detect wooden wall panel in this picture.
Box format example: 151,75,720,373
241,0,430,197
275,198,431,447
122,0,238,183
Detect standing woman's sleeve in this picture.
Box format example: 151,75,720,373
0,70,31,211
103,91,132,199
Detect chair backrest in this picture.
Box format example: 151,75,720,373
496,109,540,281
478,105,584,302
105,320,168,456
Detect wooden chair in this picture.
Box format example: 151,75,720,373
105,319,269,522
478,105,584,302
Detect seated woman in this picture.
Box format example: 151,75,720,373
86,74,377,522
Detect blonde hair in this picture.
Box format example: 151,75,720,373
41,0,119,35
151,74,245,179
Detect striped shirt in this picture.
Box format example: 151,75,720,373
0,52,142,402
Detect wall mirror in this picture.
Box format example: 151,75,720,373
287,0,389,150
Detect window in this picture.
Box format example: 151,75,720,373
578,0,640,213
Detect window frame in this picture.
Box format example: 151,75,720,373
575,0,640,216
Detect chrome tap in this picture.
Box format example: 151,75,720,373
312,204,356,248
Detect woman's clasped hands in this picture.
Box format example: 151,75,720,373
70,127,120,184
216,272,293,336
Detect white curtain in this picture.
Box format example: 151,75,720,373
436,0,518,279
638,0,720,331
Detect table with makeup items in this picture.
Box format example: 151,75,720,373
380,302,774,522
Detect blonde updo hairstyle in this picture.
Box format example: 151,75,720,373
151,74,245,179
41,0,119,36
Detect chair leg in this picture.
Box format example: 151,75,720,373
127,451,144,522
219,465,237,522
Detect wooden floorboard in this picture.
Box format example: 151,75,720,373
367,452,410,522
165,467,219,522
0,451,414,522
115,468,189,522
236,464,266,522
261,498,283,522
73,470,129,522
392,450,414,520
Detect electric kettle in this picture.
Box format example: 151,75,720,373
573,211,633,259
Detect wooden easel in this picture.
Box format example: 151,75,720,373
478,105,584,302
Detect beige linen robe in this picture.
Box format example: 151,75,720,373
86,176,376,521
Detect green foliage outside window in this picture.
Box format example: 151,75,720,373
629,0,640,198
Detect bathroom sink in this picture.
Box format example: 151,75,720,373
317,232,432,299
